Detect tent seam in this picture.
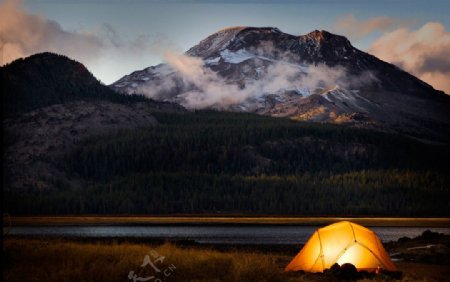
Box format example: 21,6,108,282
349,222,357,241
356,241,388,270
309,253,321,272
316,229,325,271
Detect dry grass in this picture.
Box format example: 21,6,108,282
3,238,286,282
3,238,449,282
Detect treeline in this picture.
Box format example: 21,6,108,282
6,111,450,215
5,170,449,215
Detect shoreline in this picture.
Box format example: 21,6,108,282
3,235,302,255
5,216,450,227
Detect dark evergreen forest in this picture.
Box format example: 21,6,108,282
6,111,450,215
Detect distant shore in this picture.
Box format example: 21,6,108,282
5,215,450,227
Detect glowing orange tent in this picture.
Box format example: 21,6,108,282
285,221,397,273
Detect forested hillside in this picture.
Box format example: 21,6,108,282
1,53,148,117
5,111,450,215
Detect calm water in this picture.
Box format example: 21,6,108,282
5,226,450,244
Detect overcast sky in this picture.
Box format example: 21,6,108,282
1,0,449,93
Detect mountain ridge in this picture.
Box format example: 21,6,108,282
1,52,155,117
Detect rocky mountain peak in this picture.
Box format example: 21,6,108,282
299,30,353,51
303,30,342,41
186,26,283,58
304,30,328,41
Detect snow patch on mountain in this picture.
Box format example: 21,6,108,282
204,57,220,65
220,49,255,64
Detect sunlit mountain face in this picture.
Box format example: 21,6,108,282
111,27,450,142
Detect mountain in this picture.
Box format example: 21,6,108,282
111,27,450,142
1,52,151,117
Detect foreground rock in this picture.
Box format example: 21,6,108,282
386,230,450,265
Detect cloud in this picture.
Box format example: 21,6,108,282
335,14,413,39
0,0,157,83
163,51,244,107
0,0,106,65
335,14,450,94
369,22,450,94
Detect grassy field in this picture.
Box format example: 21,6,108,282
3,237,450,282
6,216,450,227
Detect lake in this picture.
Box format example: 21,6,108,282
5,225,450,245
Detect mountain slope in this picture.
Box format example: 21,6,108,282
2,53,183,191
1,52,150,117
111,27,450,142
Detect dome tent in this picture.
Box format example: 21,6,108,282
285,221,397,273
